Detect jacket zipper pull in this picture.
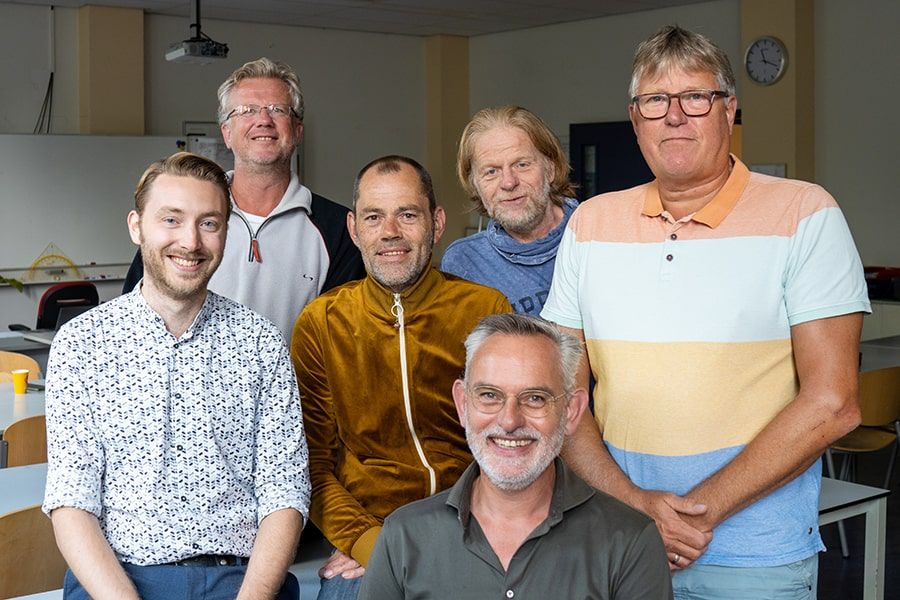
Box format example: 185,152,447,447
391,293,404,329
250,239,262,263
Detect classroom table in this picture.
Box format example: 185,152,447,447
862,334,900,349
818,477,889,600
0,382,46,467
0,462,47,516
0,332,50,374
860,338,900,372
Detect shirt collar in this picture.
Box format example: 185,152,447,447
641,154,750,228
361,265,442,318
447,458,595,529
128,280,214,342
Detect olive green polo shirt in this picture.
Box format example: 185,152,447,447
359,458,673,600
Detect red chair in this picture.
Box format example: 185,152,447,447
9,281,99,331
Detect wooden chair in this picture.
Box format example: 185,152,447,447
0,350,41,379
0,505,68,598
830,366,900,487
4,415,47,467
825,365,900,557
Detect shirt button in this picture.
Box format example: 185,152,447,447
177,445,184,451
181,496,187,501
506,591,514,599
174,393,182,399
670,233,677,240
666,254,674,261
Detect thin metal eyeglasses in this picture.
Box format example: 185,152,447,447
466,385,567,418
225,104,298,121
631,89,729,119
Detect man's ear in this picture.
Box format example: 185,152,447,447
563,388,589,436
432,206,447,246
127,210,142,245
452,378,468,424
220,122,233,150
347,211,360,248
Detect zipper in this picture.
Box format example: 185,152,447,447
392,293,437,496
234,210,269,263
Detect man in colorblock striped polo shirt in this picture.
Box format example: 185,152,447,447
542,25,870,599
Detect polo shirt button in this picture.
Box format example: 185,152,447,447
666,254,674,261
670,233,677,240
506,591,514,598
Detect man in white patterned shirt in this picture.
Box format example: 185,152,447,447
43,152,311,600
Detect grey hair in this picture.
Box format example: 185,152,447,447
629,25,736,98
217,57,304,124
463,313,583,393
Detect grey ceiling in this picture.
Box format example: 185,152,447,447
10,0,706,36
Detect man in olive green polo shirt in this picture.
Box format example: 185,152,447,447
359,313,672,600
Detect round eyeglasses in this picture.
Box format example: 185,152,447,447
225,104,298,121
466,385,567,418
631,89,729,119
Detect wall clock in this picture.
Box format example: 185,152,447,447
745,36,788,86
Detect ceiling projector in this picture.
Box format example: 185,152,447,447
166,38,229,65
165,0,228,65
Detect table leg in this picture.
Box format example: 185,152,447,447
862,497,887,600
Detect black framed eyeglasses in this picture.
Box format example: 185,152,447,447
631,89,729,119
225,104,298,121
466,385,567,418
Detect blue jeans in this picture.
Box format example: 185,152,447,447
316,574,362,600
672,554,818,600
63,563,300,600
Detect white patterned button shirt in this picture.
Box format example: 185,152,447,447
43,288,311,565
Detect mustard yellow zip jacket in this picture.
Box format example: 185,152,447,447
291,267,511,565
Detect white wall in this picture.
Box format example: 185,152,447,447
144,14,426,205
815,0,899,266
0,4,79,134
469,1,741,150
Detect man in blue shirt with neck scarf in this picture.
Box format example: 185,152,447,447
441,106,578,315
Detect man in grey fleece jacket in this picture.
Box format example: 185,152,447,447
124,57,364,340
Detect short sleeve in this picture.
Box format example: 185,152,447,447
783,188,870,326
541,216,585,329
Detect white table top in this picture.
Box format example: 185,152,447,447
860,341,900,372
862,334,900,349
0,382,46,435
0,462,47,516
819,476,889,514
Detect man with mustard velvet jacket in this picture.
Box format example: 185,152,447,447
291,155,511,600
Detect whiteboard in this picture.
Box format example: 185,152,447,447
0,134,180,271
